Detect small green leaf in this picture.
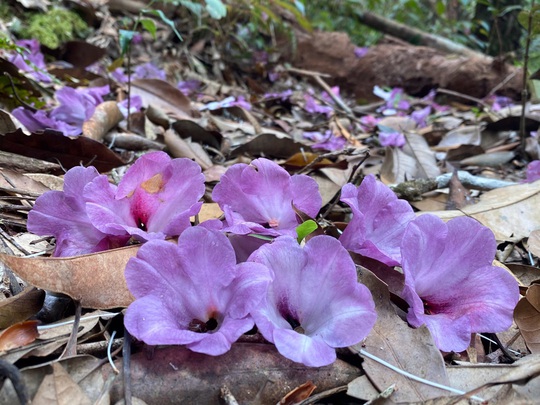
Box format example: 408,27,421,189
144,9,183,41
119,29,137,56
179,0,203,17
205,0,227,20
140,18,157,39
296,220,318,244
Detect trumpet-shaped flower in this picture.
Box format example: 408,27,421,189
400,215,520,352
212,158,322,238
124,226,272,355
27,167,128,257
85,151,205,241
248,235,377,367
339,175,415,266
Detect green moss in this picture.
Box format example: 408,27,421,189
20,8,89,49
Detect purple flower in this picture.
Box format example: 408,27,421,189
321,86,340,105
304,93,334,117
124,226,272,355
177,79,201,96
133,62,166,80
12,85,110,136
410,106,431,128
339,175,415,266
303,130,347,151
400,215,520,352
359,115,380,131
525,160,540,183
85,151,205,242
374,86,410,115
118,95,143,117
9,39,52,83
51,85,109,128
248,235,377,367
354,47,369,58
27,167,128,257
111,67,129,83
11,107,80,135
263,89,293,101
378,131,406,147
212,158,322,238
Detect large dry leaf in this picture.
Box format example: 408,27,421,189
231,133,311,159
0,129,126,174
164,129,213,169
0,245,138,309
0,287,45,329
528,229,540,258
426,180,540,242
0,167,51,195
351,269,449,403
515,285,540,353
131,79,192,120
104,343,361,404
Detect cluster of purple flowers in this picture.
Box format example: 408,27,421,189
28,152,519,365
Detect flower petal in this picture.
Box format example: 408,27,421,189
273,328,337,367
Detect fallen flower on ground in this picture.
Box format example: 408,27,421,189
9,39,52,83
27,167,128,257
124,226,272,355
400,215,520,352
525,160,540,183
85,151,205,242
339,174,415,266
248,235,377,367
212,158,322,238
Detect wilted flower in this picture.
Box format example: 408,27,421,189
9,39,52,83
303,130,347,151
200,96,252,111
27,167,128,257
339,175,415,266
212,158,322,238
12,85,110,136
249,235,377,367
177,79,201,96
410,106,431,128
525,160,540,183
133,62,166,80
85,151,205,242
378,130,406,147
124,226,272,355
118,95,143,117
304,93,333,117
374,86,410,115
400,215,520,352
354,47,369,58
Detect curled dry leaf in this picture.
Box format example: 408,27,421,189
515,284,540,353
0,245,138,309
131,79,192,120
164,129,213,170
0,320,39,352
279,381,317,405
0,287,45,329
104,343,361,404
82,101,124,141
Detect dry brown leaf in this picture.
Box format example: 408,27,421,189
164,129,213,170
426,181,540,242
192,203,223,223
279,381,317,404
507,263,540,287
515,285,540,353
131,79,192,120
284,152,334,169
0,167,51,195
0,245,138,309
447,170,471,210
231,133,311,159
0,287,45,329
82,101,124,141
460,151,515,167
528,230,540,258
32,362,92,405
351,269,449,403
0,320,39,352
104,343,361,404
347,375,381,401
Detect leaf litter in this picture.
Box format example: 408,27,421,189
0,3,540,404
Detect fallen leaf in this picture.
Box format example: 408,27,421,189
528,230,540,258
0,320,39,352
515,285,540,353
131,79,192,120
279,381,316,404
0,245,138,309
164,129,213,169
351,269,450,403
0,129,126,174
426,181,540,242
460,151,515,167
231,133,311,159
171,120,223,150
0,287,45,329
